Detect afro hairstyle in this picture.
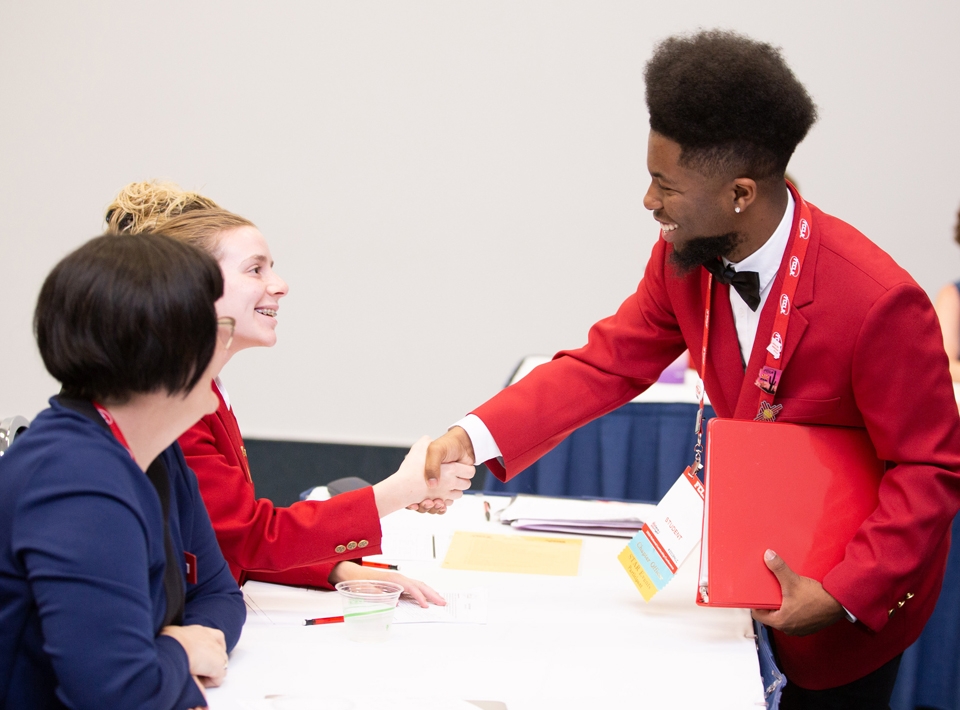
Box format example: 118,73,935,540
645,29,817,180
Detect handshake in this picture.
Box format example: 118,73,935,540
371,427,477,517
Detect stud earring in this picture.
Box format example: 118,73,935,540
734,206,741,214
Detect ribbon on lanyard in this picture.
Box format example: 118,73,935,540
693,191,814,449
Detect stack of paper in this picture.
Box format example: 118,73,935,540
497,495,646,538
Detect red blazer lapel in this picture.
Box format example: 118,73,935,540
213,384,252,481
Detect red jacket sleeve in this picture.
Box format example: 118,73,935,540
822,283,960,632
245,561,341,589
178,398,382,585
477,238,688,480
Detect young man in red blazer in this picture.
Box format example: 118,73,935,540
423,30,960,708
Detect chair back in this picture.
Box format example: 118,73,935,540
0,415,30,457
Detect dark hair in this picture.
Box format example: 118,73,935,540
35,232,224,403
645,29,818,179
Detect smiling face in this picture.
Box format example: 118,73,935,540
213,225,288,355
643,131,744,271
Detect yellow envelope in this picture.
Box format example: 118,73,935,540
441,531,582,576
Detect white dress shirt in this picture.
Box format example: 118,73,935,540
725,190,795,364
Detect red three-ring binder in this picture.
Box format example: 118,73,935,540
696,419,884,609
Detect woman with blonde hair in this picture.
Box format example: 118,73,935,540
105,181,472,603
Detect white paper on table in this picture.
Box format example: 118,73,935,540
394,589,487,624
498,495,646,538
241,581,485,626
509,522,637,538
242,581,340,626
499,495,646,523
371,529,437,561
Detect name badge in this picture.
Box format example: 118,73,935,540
184,551,198,585
618,466,705,601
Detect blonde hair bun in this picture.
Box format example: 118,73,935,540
105,180,222,234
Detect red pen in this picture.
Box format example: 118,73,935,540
303,616,344,626
360,561,399,570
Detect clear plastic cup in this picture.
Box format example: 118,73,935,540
334,579,404,642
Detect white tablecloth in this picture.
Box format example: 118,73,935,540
207,494,764,710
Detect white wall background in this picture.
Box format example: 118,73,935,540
3,1,959,446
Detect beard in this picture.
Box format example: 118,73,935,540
668,232,744,275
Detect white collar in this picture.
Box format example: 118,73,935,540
725,189,795,296
214,376,231,410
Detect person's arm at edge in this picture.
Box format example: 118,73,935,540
933,282,960,383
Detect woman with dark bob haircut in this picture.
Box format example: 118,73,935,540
0,233,245,710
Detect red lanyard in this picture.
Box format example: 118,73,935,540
752,196,812,420
92,401,136,463
693,192,813,457
693,275,713,470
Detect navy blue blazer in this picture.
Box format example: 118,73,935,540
0,398,245,709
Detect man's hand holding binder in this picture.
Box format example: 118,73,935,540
696,420,885,651
751,549,845,637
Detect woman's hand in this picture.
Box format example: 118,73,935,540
373,436,475,517
160,624,228,688
329,561,445,608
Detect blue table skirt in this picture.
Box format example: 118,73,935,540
483,401,714,501
484,400,960,710
891,510,960,710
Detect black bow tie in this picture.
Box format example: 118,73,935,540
702,259,761,311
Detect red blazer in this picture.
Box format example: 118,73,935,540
178,387,383,588
474,189,960,689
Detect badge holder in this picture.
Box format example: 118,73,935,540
618,381,707,601
618,276,714,602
